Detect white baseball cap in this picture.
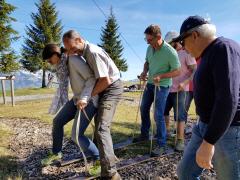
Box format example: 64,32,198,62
164,31,179,43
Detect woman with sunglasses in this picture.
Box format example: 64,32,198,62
41,44,100,176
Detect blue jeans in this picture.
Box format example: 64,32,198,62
140,83,169,147
52,99,99,160
177,120,240,180
164,91,187,122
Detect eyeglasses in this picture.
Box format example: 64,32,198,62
170,42,177,49
46,52,58,64
46,58,53,65
144,36,156,43
179,33,192,47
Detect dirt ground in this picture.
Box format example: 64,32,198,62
0,117,216,179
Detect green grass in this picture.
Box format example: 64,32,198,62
0,123,12,156
0,123,23,180
0,97,140,143
0,91,197,140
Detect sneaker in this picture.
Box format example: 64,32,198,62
132,135,149,143
175,139,185,152
111,172,122,180
101,172,122,180
41,152,62,166
151,146,166,157
89,160,101,176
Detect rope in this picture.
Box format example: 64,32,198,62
82,108,95,141
71,110,89,173
91,0,144,63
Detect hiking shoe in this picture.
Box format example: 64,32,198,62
89,160,101,176
132,135,149,143
175,139,185,152
100,172,122,180
151,146,167,157
111,172,122,180
41,152,62,166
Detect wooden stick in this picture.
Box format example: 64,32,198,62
1,80,6,105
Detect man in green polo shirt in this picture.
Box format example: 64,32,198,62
133,24,181,156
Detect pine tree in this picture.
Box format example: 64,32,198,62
21,0,63,88
0,0,19,74
99,7,128,72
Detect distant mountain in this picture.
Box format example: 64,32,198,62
0,70,140,90
0,70,45,89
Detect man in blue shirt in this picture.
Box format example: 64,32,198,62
173,15,240,180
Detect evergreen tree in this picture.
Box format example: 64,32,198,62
0,0,19,74
21,0,63,88
99,7,128,72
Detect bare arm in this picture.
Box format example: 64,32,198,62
181,64,197,86
140,61,149,80
153,68,181,85
91,77,111,97
158,68,181,79
143,61,149,74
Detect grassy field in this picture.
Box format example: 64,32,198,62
0,123,22,180
0,89,196,179
0,87,56,96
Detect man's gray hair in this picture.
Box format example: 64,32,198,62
62,30,81,40
195,24,216,38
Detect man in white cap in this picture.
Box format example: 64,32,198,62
174,15,240,180
164,31,196,151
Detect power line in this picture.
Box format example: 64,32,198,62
91,0,108,18
120,33,144,63
91,0,144,63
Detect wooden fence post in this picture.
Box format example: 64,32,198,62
0,76,15,107
1,80,6,104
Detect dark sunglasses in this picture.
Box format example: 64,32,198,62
179,33,192,47
46,52,60,63
144,37,155,43
170,42,178,49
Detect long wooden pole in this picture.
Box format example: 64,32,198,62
1,80,6,104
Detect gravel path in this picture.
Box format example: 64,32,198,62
0,94,54,103
0,117,216,179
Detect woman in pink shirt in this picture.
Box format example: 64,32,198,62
164,31,197,151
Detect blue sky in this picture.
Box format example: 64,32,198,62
8,0,240,80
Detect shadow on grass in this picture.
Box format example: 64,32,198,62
111,121,140,143
0,155,23,179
